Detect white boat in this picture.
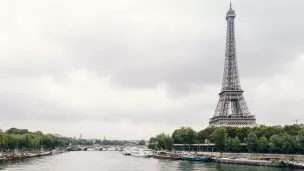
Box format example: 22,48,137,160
52,150,58,154
130,148,140,157
26,153,39,158
141,149,153,158
122,149,131,155
107,147,116,151
130,148,153,157
176,151,187,156
39,151,52,156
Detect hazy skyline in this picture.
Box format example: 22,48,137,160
0,0,303,140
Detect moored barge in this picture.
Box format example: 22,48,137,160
153,151,181,160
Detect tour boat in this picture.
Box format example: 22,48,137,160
181,154,211,162
152,151,181,160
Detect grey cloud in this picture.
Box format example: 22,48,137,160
39,0,304,94
0,0,304,138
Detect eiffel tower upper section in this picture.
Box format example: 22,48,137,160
221,3,242,93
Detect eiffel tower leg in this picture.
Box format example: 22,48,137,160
238,94,250,116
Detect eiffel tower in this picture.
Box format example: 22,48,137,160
209,3,256,127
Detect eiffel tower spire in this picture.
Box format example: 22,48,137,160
230,0,232,10
209,3,256,127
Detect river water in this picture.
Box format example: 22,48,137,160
0,151,297,171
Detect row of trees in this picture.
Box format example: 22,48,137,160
0,128,94,150
0,128,147,150
211,127,304,154
148,125,304,154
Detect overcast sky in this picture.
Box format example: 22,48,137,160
0,0,303,140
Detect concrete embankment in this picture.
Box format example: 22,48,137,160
185,151,304,162
215,158,284,167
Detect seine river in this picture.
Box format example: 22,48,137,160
0,151,297,171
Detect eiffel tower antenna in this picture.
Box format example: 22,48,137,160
230,0,232,10
209,2,256,127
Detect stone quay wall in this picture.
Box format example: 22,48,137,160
188,151,304,162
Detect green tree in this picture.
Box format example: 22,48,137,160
281,133,296,154
138,140,146,145
196,126,216,143
246,132,258,153
148,137,159,149
252,125,266,138
156,133,173,150
269,134,283,153
6,128,29,134
149,137,157,143
196,130,205,143
42,134,56,149
211,127,227,156
226,127,239,139
226,136,241,152
0,132,8,149
7,134,19,149
258,136,268,153
94,140,102,144
172,127,197,144
226,137,233,152
236,127,251,142
284,125,302,136
264,126,284,139
269,134,296,154
296,129,304,154
148,143,158,150
231,136,241,152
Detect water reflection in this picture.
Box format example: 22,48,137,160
0,151,299,171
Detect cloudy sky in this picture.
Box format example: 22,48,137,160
0,0,303,140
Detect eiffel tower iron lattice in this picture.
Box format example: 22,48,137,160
209,3,256,127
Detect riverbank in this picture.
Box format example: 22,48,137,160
192,151,304,162
0,148,66,161
169,151,304,168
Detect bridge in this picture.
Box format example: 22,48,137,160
67,145,147,151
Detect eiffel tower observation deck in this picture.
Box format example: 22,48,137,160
209,3,257,127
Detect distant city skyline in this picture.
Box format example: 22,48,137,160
0,0,303,139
